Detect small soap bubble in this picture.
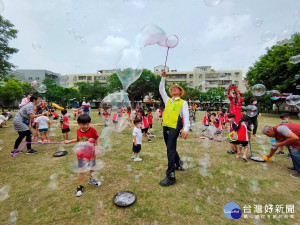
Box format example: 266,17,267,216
32,42,41,50
127,164,132,172
9,210,18,223
204,0,223,7
0,186,11,201
253,17,263,27
135,175,139,182
261,30,275,42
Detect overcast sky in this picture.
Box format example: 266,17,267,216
1,0,300,76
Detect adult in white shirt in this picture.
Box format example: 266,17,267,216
159,71,190,186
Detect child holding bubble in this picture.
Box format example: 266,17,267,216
235,115,252,162
226,113,238,154
64,114,101,197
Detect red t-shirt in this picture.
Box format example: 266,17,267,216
52,112,59,117
237,123,251,141
147,114,153,124
62,115,69,129
112,113,118,121
76,127,99,160
103,112,109,119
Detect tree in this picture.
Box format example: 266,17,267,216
0,79,23,107
76,80,109,101
246,34,300,95
0,15,19,78
43,78,81,107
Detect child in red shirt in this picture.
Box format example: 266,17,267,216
52,110,59,120
235,115,252,162
146,108,153,132
226,113,238,154
64,114,101,197
60,109,70,140
137,109,151,143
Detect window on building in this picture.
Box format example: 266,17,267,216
87,76,92,81
189,81,193,86
189,74,193,79
78,76,86,80
28,77,32,80
199,74,202,78
36,77,39,80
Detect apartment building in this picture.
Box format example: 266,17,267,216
154,65,246,92
61,69,115,87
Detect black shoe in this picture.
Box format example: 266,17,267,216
287,154,291,159
290,173,300,179
227,150,237,154
287,166,296,170
159,177,176,186
26,149,38,154
276,151,284,155
11,150,23,154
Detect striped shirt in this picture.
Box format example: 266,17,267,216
13,102,34,132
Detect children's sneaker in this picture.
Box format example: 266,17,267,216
26,149,38,154
287,153,291,159
276,151,284,155
131,154,135,159
242,156,248,162
134,157,142,162
236,155,242,159
76,185,84,197
148,139,151,143
88,178,102,186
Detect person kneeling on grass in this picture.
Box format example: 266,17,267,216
64,114,101,197
261,123,300,179
131,118,143,161
235,115,252,162
0,112,9,128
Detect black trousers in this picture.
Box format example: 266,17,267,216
163,126,180,178
14,130,32,150
249,116,258,135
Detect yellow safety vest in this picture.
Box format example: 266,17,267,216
162,98,184,129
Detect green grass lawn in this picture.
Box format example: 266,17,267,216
0,110,299,225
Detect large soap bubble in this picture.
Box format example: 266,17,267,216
286,95,300,105
135,24,168,48
269,90,281,100
101,91,131,132
252,84,266,96
116,46,143,91
69,142,105,173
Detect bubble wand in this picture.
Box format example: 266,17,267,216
163,35,179,72
11,141,64,158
